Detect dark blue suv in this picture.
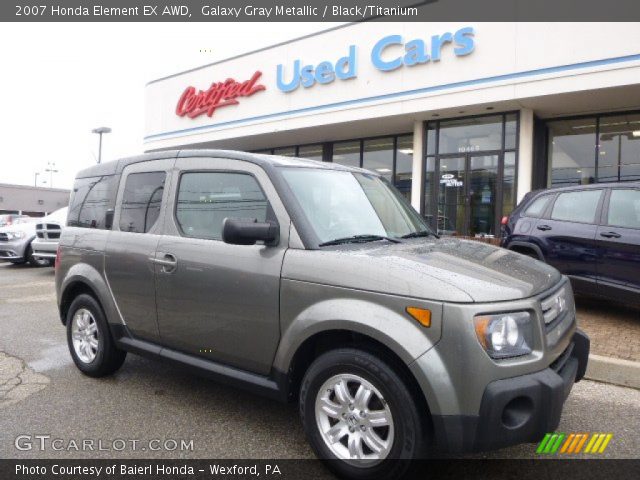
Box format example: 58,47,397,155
501,182,640,305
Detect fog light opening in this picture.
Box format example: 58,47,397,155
501,396,534,429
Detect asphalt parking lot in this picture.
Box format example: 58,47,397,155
0,262,639,462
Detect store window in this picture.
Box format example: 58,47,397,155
119,172,166,233
176,172,268,240
273,146,296,157
396,135,414,202
598,113,640,182
548,118,597,186
548,112,640,186
363,138,394,182
256,134,414,201
298,144,324,161
332,141,361,168
437,115,503,154
423,112,519,237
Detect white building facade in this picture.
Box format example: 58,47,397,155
144,22,640,237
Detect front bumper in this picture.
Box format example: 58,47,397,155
0,238,28,261
432,329,590,453
32,240,58,259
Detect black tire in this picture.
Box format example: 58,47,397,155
26,244,49,267
300,348,425,480
66,294,126,377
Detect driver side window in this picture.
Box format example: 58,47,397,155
175,171,269,240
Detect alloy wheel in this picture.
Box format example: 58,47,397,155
315,373,394,465
71,308,99,363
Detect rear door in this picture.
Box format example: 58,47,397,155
154,156,290,375
595,187,640,300
104,159,174,342
535,189,604,288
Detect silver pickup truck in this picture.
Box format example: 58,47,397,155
55,151,589,479
32,207,68,263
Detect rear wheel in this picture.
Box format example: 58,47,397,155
300,348,425,480
66,294,126,377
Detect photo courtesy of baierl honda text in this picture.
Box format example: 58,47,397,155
0,1,639,480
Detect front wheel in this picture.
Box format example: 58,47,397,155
26,245,50,267
300,348,425,480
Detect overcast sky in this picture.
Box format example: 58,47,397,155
0,22,338,189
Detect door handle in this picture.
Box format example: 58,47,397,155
149,253,178,272
536,225,552,231
600,231,621,239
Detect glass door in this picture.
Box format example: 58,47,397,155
436,153,500,237
437,156,466,235
468,154,499,237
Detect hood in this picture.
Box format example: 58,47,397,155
42,207,68,224
282,238,561,303
0,222,36,234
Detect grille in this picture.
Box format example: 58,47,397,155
35,223,61,241
541,285,568,326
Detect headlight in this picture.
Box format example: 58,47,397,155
474,311,533,359
5,231,25,240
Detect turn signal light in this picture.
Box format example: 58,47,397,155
55,246,61,270
406,307,431,327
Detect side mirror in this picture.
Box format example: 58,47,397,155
222,218,279,246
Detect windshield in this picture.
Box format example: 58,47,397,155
280,168,432,245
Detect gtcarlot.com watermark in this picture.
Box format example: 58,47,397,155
15,435,194,452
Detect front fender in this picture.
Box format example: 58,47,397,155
273,279,443,373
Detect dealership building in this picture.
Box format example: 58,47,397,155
144,22,640,237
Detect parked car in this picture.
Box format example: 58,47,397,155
501,182,640,305
32,207,68,263
0,213,31,227
56,151,588,479
0,216,51,266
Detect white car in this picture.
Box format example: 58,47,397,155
31,207,68,265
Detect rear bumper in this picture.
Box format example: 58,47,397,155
432,329,590,453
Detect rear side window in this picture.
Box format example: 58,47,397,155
608,189,640,229
551,190,602,224
119,172,166,233
524,195,551,218
68,176,117,229
176,172,268,240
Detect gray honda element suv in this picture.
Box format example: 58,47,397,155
56,150,589,479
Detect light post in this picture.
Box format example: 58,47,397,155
34,172,40,187
45,162,58,188
92,127,112,164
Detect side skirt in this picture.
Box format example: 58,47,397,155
110,324,288,402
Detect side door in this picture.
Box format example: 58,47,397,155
155,157,290,375
535,189,604,286
595,187,640,299
104,159,174,342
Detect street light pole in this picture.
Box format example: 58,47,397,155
45,162,59,188
34,172,39,187
92,127,112,164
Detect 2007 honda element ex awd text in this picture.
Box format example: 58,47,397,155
56,150,589,479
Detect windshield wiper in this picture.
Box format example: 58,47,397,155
318,234,402,247
400,230,437,239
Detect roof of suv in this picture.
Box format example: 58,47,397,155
536,181,640,194
76,149,372,179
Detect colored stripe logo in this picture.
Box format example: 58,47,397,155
537,433,613,454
